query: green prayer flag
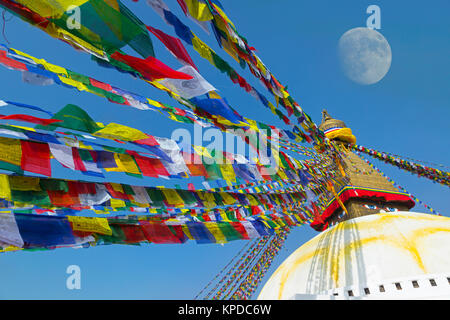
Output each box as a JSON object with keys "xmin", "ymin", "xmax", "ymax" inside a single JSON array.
[
  {"xmin": 39, "ymin": 179, "xmax": 69, "ymax": 192},
  {"xmin": 35, "ymin": 104, "xmax": 101, "ymax": 133},
  {"xmin": 146, "ymin": 189, "xmax": 165, "ymax": 207},
  {"xmin": 217, "ymin": 222, "xmax": 243, "ymax": 241},
  {"xmin": 11, "ymin": 190, "xmax": 51, "ymax": 206}
]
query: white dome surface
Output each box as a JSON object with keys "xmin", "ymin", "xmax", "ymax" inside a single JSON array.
[{"xmin": 258, "ymin": 212, "xmax": 450, "ymax": 300}]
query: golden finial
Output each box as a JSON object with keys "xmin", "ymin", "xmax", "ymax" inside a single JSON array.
[
  {"xmin": 319, "ymin": 109, "xmax": 347, "ymax": 132},
  {"xmin": 322, "ymin": 109, "xmax": 332, "ymax": 122}
]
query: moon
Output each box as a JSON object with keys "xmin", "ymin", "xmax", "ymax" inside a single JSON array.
[{"xmin": 338, "ymin": 27, "xmax": 392, "ymax": 85}]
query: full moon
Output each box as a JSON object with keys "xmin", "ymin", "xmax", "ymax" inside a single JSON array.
[{"xmin": 338, "ymin": 27, "xmax": 392, "ymax": 85}]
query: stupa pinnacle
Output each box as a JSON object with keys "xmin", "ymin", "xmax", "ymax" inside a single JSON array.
[{"xmin": 312, "ymin": 110, "xmax": 414, "ymax": 229}]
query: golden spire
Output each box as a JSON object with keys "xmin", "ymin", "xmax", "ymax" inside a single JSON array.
[
  {"xmin": 318, "ymin": 109, "xmax": 356, "ymax": 144},
  {"xmin": 319, "ymin": 109, "xmax": 347, "ymax": 132},
  {"xmin": 312, "ymin": 110, "xmax": 414, "ymax": 231}
]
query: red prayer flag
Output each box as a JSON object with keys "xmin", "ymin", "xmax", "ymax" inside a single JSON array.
[
  {"xmin": 110, "ymin": 51, "xmax": 194, "ymax": 81},
  {"xmin": 134, "ymin": 135, "xmax": 159, "ymax": 147},
  {"xmin": 0, "ymin": 0, "xmax": 49, "ymax": 27},
  {"xmin": 68, "ymin": 181, "xmax": 96, "ymax": 195},
  {"xmin": 119, "ymin": 224, "xmax": 147, "ymax": 244},
  {"xmin": 133, "ymin": 155, "xmax": 160, "ymax": 177},
  {"xmin": 105, "ymin": 183, "xmax": 130, "ymax": 200},
  {"xmin": 146, "ymin": 25, "xmax": 198, "ymax": 71},
  {"xmin": 230, "ymin": 221, "xmax": 250, "ymax": 239},
  {"xmin": 176, "ymin": 0, "xmax": 188, "ymax": 15},
  {"xmin": 0, "ymin": 114, "xmax": 62, "ymax": 126},
  {"xmin": 71, "ymin": 148, "xmax": 86, "ymax": 172},
  {"xmin": 0, "ymin": 50, "xmax": 27, "ymax": 71},
  {"xmin": 20, "ymin": 143, "xmax": 51, "ymax": 175},
  {"xmin": 89, "ymin": 78, "xmax": 113, "ymax": 92},
  {"xmin": 48, "ymin": 190, "xmax": 76, "ymax": 207},
  {"xmin": 148, "ymin": 158, "xmax": 171, "ymax": 177},
  {"xmin": 140, "ymin": 221, "xmax": 185, "ymax": 243},
  {"xmin": 20, "ymin": 140, "xmax": 51, "ymax": 176}
]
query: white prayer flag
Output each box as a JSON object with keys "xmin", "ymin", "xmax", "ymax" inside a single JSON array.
[
  {"xmin": 159, "ymin": 66, "xmax": 216, "ymax": 99},
  {"xmin": 0, "ymin": 212, "xmax": 24, "ymax": 248},
  {"xmin": 22, "ymin": 71, "xmax": 54, "ymax": 86},
  {"xmin": 49, "ymin": 143, "xmax": 76, "ymax": 170}
]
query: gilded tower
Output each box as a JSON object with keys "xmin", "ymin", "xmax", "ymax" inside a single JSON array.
[
  {"xmin": 311, "ymin": 110, "xmax": 415, "ymax": 230},
  {"xmin": 258, "ymin": 111, "xmax": 450, "ymax": 300}
]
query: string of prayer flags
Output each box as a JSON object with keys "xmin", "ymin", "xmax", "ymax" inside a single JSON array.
[
  {"xmin": 1, "ymin": 42, "xmax": 315, "ymax": 148},
  {"xmin": 0, "ymin": 209, "xmax": 306, "ymax": 253},
  {"xmin": 353, "ymin": 144, "xmax": 450, "ymax": 187}
]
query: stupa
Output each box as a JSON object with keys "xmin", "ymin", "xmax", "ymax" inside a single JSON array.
[{"xmin": 258, "ymin": 111, "xmax": 450, "ymax": 300}]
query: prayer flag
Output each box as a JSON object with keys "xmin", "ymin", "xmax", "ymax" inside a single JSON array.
[
  {"xmin": 147, "ymin": 25, "xmax": 197, "ymax": 70},
  {"xmin": 20, "ymin": 140, "xmax": 51, "ymax": 176},
  {"xmin": 111, "ymin": 51, "xmax": 194, "ymax": 81},
  {"xmin": 159, "ymin": 66, "xmax": 216, "ymax": 99}
]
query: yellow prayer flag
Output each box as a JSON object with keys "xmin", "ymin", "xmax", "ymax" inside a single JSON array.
[
  {"xmin": 109, "ymin": 183, "xmax": 124, "ymax": 194},
  {"xmin": 58, "ymin": 75, "xmax": 87, "ymax": 91},
  {"xmin": 110, "ymin": 198, "xmax": 126, "ymax": 208},
  {"xmin": 204, "ymin": 222, "xmax": 227, "ymax": 244},
  {"xmin": 104, "ymin": 153, "xmax": 141, "ymax": 175},
  {"xmin": 277, "ymin": 169, "xmax": 288, "ymax": 180},
  {"xmin": 40, "ymin": 60, "xmax": 68, "ymax": 76},
  {"xmin": 192, "ymin": 35, "xmax": 215, "ymax": 65},
  {"xmin": 16, "ymin": 0, "xmax": 89, "ymax": 18},
  {"xmin": 162, "ymin": 189, "xmax": 184, "ymax": 206},
  {"xmin": 247, "ymin": 195, "xmax": 259, "ymax": 206},
  {"xmin": 193, "ymin": 145, "xmax": 213, "ymax": 158},
  {"xmin": 0, "ymin": 245, "xmax": 23, "ymax": 253},
  {"xmin": 246, "ymin": 119, "xmax": 260, "ymax": 132},
  {"xmin": 93, "ymin": 123, "xmax": 149, "ymax": 141},
  {"xmin": 219, "ymin": 164, "xmax": 236, "ymax": 184},
  {"xmin": 220, "ymin": 212, "xmax": 231, "ymax": 222},
  {"xmin": 93, "ymin": 209, "xmax": 109, "ymax": 215},
  {"xmin": 67, "ymin": 216, "xmax": 112, "ymax": 235},
  {"xmin": 58, "ymin": 28, "xmax": 106, "ymax": 58},
  {"xmin": 9, "ymin": 125, "xmax": 36, "ymax": 132},
  {"xmin": 219, "ymin": 192, "xmax": 236, "ymax": 206},
  {"xmin": 0, "ymin": 175, "xmax": 11, "ymax": 200},
  {"xmin": 146, "ymin": 98, "xmax": 164, "ymax": 109},
  {"xmin": 182, "ymin": 224, "xmax": 194, "ymax": 240},
  {"xmin": 117, "ymin": 154, "xmax": 141, "ymax": 175},
  {"xmin": 212, "ymin": 3, "xmax": 235, "ymax": 27},
  {"xmin": 9, "ymin": 176, "xmax": 41, "ymax": 191},
  {"xmin": 0, "ymin": 137, "xmax": 22, "ymax": 166},
  {"xmin": 184, "ymin": 0, "xmax": 214, "ymax": 21},
  {"xmin": 256, "ymin": 57, "xmax": 269, "ymax": 79},
  {"xmin": 208, "ymin": 91, "xmax": 221, "ymax": 100},
  {"xmin": 197, "ymin": 192, "xmax": 216, "ymax": 208}
]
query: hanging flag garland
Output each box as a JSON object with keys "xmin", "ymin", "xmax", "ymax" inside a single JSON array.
[
  {"xmin": 357, "ymin": 152, "xmax": 442, "ymax": 216},
  {"xmin": 352, "ymin": 144, "xmax": 450, "ymax": 187}
]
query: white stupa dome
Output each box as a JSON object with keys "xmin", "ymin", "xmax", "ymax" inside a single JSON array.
[{"xmin": 258, "ymin": 211, "xmax": 450, "ymax": 300}]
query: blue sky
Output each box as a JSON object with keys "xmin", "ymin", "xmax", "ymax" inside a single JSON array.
[{"xmin": 0, "ymin": 0, "xmax": 448, "ymax": 299}]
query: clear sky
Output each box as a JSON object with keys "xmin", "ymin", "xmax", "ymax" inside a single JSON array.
[{"xmin": 0, "ymin": 0, "xmax": 448, "ymax": 299}]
